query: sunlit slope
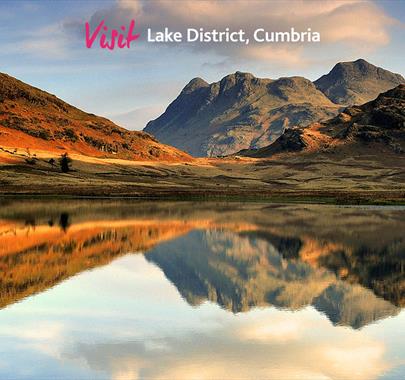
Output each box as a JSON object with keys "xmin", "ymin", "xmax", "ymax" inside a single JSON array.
[{"xmin": 0, "ymin": 73, "xmax": 191, "ymax": 162}]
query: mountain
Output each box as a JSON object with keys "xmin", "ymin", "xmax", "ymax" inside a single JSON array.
[
  {"xmin": 144, "ymin": 59, "xmax": 403, "ymax": 157},
  {"xmin": 0, "ymin": 73, "xmax": 191, "ymax": 162},
  {"xmin": 144, "ymin": 72, "xmax": 339, "ymax": 157},
  {"xmin": 238, "ymin": 84, "xmax": 405, "ymax": 158},
  {"xmin": 314, "ymin": 59, "xmax": 404, "ymax": 105}
]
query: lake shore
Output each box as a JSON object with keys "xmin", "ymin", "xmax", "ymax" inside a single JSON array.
[{"xmin": 1, "ymin": 147, "xmax": 404, "ymax": 205}]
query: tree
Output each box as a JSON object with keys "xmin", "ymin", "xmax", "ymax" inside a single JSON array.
[
  {"xmin": 59, "ymin": 213, "xmax": 70, "ymax": 231},
  {"xmin": 59, "ymin": 153, "xmax": 72, "ymax": 173}
]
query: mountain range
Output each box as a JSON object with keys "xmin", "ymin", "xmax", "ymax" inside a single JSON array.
[
  {"xmin": 0, "ymin": 59, "xmax": 404, "ymax": 201},
  {"xmin": 145, "ymin": 59, "xmax": 404, "ymax": 157},
  {"xmin": 1, "ymin": 59, "xmax": 403, "ymax": 161}
]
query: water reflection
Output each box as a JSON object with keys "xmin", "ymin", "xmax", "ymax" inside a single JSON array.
[
  {"xmin": 0, "ymin": 200, "xmax": 404, "ymax": 379},
  {"xmin": 146, "ymin": 229, "xmax": 400, "ymax": 328}
]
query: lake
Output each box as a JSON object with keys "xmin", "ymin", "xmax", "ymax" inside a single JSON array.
[{"xmin": 0, "ymin": 200, "xmax": 404, "ymax": 379}]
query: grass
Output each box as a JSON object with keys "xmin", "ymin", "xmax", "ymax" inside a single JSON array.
[{"xmin": 1, "ymin": 144, "xmax": 404, "ymax": 205}]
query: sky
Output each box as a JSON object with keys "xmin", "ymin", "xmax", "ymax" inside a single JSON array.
[{"xmin": 0, "ymin": 0, "xmax": 404, "ymax": 130}]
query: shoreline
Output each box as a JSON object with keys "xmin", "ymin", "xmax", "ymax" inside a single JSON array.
[{"xmin": 1, "ymin": 190, "xmax": 404, "ymax": 205}]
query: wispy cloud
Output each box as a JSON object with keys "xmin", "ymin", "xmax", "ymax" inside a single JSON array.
[
  {"xmin": 86, "ymin": 0, "xmax": 397, "ymax": 66},
  {"xmin": 0, "ymin": 22, "xmax": 77, "ymax": 59}
]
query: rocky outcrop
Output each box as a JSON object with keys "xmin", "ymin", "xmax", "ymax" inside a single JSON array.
[
  {"xmin": 236, "ymin": 127, "xmax": 307, "ymax": 158},
  {"xmin": 238, "ymin": 84, "xmax": 405, "ymax": 158},
  {"xmin": 332, "ymin": 84, "xmax": 405, "ymax": 152}
]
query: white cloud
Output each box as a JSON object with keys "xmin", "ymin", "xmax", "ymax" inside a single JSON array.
[
  {"xmin": 70, "ymin": 308, "xmax": 392, "ymax": 380},
  {"xmin": 237, "ymin": 316, "xmax": 303, "ymax": 342},
  {"xmin": 87, "ymin": 0, "xmax": 397, "ymax": 65}
]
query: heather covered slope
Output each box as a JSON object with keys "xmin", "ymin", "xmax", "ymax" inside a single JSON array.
[
  {"xmin": 145, "ymin": 72, "xmax": 338, "ymax": 157},
  {"xmin": 0, "ymin": 73, "xmax": 191, "ymax": 162},
  {"xmin": 314, "ymin": 59, "xmax": 404, "ymax": 106}
]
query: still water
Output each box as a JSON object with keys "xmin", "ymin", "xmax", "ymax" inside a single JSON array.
[{"xmin": 0, "ymin": 200, "xmax": 404, "ymax": 380}]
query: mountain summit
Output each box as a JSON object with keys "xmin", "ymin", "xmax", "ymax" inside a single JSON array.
[
  {"xmin": 145, "ymin": 72, "xmax": 338, "ymax": 157},
  {"xmin": 314, "ymin": 59, "xmax": 404, "ymax": 105}
]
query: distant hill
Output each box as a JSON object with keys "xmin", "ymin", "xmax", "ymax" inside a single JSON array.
[
  {"xmin": 0, "ymin": 73, "xmax": 191, "ymax": 162},
  {"xmin": 314, "ymin": 59, "xmax": 404, "ymax": 105},
  {"xmin": 145, "ymin": 72, "xmax": 338, "ymax": 157},
  {"xmin": 237, "ymin": 84, "xmax": 405, "ymax": 158}
]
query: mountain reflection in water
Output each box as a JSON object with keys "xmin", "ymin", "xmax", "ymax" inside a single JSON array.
[
  {"xmin": 0, "ymin": 200, "xmax": 404, "ymax": 379},
  {"xmin": 0, "ymin": 200, "xmax": 405, "ymax": 380}
]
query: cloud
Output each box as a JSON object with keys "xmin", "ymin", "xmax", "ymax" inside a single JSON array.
[
  {"xmin": 87, "ymin": 0, "xmax": 397, "ymax": 65},
  {"xmin": 69, "ymin": 309, "xmax": 391, "ymax": 380},
  {"xmin": 321, "ymin": 344, "xmax": 387, "ymax": 380},
  {"xmin": 0, "ymin": 322, "xmax": 64, "ymax": 341},
  {"xmin": 239, "ymin": 45, "xmax": 306, "ymax": 67},
  {"xmin": 236, "ymin": 315, "xmax": 304, "ymax": 342},
  {"xmin": 1, "ymin": 22, "xmax": 77, "ymax": 59}
]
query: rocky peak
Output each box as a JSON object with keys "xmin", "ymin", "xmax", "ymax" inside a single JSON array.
[
  {"xmin": 270, "ymin": 76, "xmax": 318, "ymax": 93},
  {"xmin": 268, "ymin": 76, "xmax": 334, "ymax": 104},
  {"xmin": 145, "ymin": 70, "xmax": 337, "ymax": 156},
  {"xmin": 314, "ymin": 59, "xmax": 404, "ymax": 105},
  {"xmin": 330, "ymin": 59, "xmax": 402, "ymax": 81},
  {"xmin": 219, "ymin": 71, "xmax": 259, "ymax": 94},
  {"xmin": 181, "ymin": 77, "xmax": 209, "ymax": 95}
]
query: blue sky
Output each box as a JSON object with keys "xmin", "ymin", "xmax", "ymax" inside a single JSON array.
[{"xmin": 0, "ymin": 0, "xmax": 404, "ymax": 129}]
